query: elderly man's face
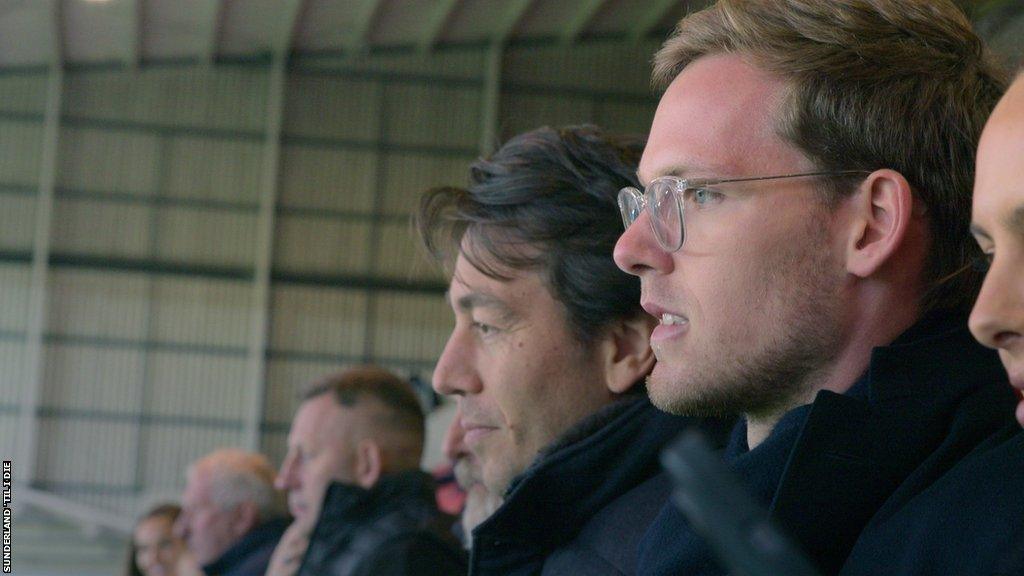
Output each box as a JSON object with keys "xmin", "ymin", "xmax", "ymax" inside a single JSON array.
[
  {"xmin": 276, "ymin": 394, "xmax": 360, "ymax": 531},
  {"xmin": 614, "ymin": 53, "xmax": 847, "ymax": 419},
  {"xmin": 432, "ymin": 251, "xmax": 616, "ymax": 495},
  {"xmin": 174, "ymin": 470, "xmax": 245, "ymax": 566},
  {"xmin": 970, "ymin": 75, "xmax": 1024, "ymax": 424}
]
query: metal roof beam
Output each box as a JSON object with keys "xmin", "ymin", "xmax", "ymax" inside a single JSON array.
[
  {"xmin": 630, "ymin": 0, "xmax": 679, "ymax": 41},
  {"xmin": 492, "ymin": 0, "xmax": 533, "ymax": 45},
  {"xmin": 561, "ymin": 0, "xmax": 608, "ymax": 45},
  {"xmin": 202, "ymin": 0, "xmax": 221, "ymax": 64},
  {"xmin": 344, "ymin": 0, "xmax": 385, "ymax": 53},
  {"xmin": 50, "ymin": 0, "xmax": 63, "ymax": 67},
  {"xmin": 479, "ymin": 42, "xmax": 501, "ymax": 156},
  {"xmin": 242, "ymin": 0, "xmax": 301, "ymax": 451},
  {"xmin": 274, "ymin": 0, "xmax": 303, "ymax": 56},
  {"xmin": 418, "ymin": 0, "xmax": 460, "ymax": 53},
  {"xmin": 123, "ymin": 0, "xmax": 140, "ymax": 67},
  {"xmin": 16, "ymin": 0, "xmax": 62, "ymax": 496}
]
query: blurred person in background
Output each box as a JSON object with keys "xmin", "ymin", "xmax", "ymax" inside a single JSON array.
[
  {"xmin": 175, "ymin": 449, "xmax": 289, "ymax": 576},
  {"xmin": 268, "ymin": 365, "xmax": 465, "ymax": 576},
  {"xmin": 126, "ymin": 504, "xmax": 201, "ymax": 576}
]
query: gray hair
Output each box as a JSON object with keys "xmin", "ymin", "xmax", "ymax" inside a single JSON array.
[{"xmin": 188, "ymin": 448, "xmax": 284, "ymax": 521}]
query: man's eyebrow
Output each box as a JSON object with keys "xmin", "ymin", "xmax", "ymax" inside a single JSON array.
[
  {"xmin": 1007, "ymin": 204, "xmax": 1024, "ymax": 237},
  {"xmin": 638, "ymin": 163, "xmax": 718, "ymax": 186},
  {"xmin": 969, "ymin": 222, "xmax": 991, "ymax": 240},
  {"xmin": 452, "ymin": 291, "xmax": 514, "ymax": 315},
  {"xmin": 971, "ymin": 204, "xmax": 1024, "ymax": 240},
  {"xmin": 638, "ymin": 165, "xmax": 688, "ymax": 186}
]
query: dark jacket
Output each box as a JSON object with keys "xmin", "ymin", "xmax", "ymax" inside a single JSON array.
[
  {"xmin": 469, "ymin": 394, "xmax": 707, "ymax": 576},
  {"xmin": 841, "ymin": 423, "xmax": 1024, "ymax": 575},
  {"xmin": 202, "ymin": 517, "xmax": 288, "ymax": 576},
  {"xmin": 297, "ymin": 470, "xmax": 467, "ymax": 576},
  {"xmin": 637, "ymin": 314, "xmax": 1015, "ymax": 576}
]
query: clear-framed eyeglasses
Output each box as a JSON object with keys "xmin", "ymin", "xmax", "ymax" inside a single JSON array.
[{"xmin": 618, "ymin": 170, "xmax": 871, "ymax": 252}]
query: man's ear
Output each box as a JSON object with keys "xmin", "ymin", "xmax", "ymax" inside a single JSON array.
[
  {"xmin": 599, "ymin": 313, "xmax": 657, "ymax": 395},
  {"xmin": 843, "ymin": 169, "xmax": 915, "ymax": 278},
  {"xmin": 232, "ymin": 501, "xmax": 259, "ymax": 537},
  {"xmin": 354, "ymin": 439, "xmax": 383, "ymax": 489}
]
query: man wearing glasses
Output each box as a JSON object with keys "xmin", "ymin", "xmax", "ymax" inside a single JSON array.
[{"xmin": 614, "ymin": 1, "xmax": 1014, "ymax": 574}]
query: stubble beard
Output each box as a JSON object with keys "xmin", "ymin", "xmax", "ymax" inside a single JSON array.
[
  {"xmin": 453, "ymin": 455, "xmax": 482, "ymax": 490},
  {"xmin": 460, "ymin": 483, "xmax": 504, "ymax": 549},
  {"xmin": 649, "ymin": 222, "xmax": 845, "ymax": 421}
]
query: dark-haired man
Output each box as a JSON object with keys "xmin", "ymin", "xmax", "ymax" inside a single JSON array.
[
  {"xmin": 418, "ymin": 125, "xmax": 717, "ymax": 575},
  {"xmin": 613, "ymin": 0, "xmax": 1015, "ymax": 574},
  {"xmin": 268, "ymin": 365, "xmax": 465, "ymax": 576}
]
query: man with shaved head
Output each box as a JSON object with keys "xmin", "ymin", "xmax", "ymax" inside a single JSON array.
[{"xmin": 269, "ymin": 365, "xmax": 464, "ymax": 576}]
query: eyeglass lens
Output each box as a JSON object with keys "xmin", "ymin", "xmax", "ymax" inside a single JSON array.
[
  {"xmin": 619, "ymin": 188, "xmax": 643, "ymax": 231},
  {"xmin": 650, "ymin": 180, "xmax": 683, "ymax": 250},
  {"xmin": 618, "ymin": 182, "xmax": 685, "ymax": 251}
]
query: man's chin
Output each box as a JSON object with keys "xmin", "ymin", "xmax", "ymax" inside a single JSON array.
[
  {"xmin": 480, "ymin": 462, "xmax": 518, "ymax": 497},
  {"xmin": 295, "ymin": 511, "xmax": 318, "ymax": 531},
  {"xmin": 646, "ymin": 363, "xmax": 689, "ymax": 414},
  {"xmin": 647, "ymin": 363, "xmax": 733, "ymax": 417}
]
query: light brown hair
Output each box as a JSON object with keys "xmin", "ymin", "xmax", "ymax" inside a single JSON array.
[{"xmin": 654, "ymin": 0, "xmax": 1008, "ymax": 314}]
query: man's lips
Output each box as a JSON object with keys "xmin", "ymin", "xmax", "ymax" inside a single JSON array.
[
  {"xmin": 642, "ymin": 301, "xmax": 689, "ymax": 346},
  {"xmin": 642, "ymin": 302, "xmax": 688, "ymax": 324},
  {"xmin": 288, "ymin": 499, "xmax": 306, "ymax": 518},
  {"xmin": 460, "ymin": 419, "xmax": 498, "ymax": 446},
  {"xmin": 1007, "ymin": 360, "xmax": 1024, "ymax": 387},
  {"xmin": 641, "ymin": 301, "xmax": 669, "ymax": 319},
  {"xmin": 1000, "ymin": 363, "xmax": 1023, "ymax": 427}
]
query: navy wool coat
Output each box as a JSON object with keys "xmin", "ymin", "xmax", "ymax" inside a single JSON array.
[
  {"xmin": 469, "ymin": 394, "xmax": 723, "ymax": 576},
  {"xmin": 637, "ymin": 314, "xmax": 1016, "ymax": 576}
]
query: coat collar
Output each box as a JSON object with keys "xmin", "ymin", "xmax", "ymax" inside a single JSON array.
[
  {"xmin": 771, "ymin": 313, "xmax": 1013, "ymax": 573},
  {"xmin": 203, "ymin": 517, "xmax": 289, "ymax": 576},
  {"xmin": 315, "ymin": 470, "xmax": 436, "ymax": 529},
  {"xmin": 473, "ymin": 394, "xmax": 690, "ymax": 554}
]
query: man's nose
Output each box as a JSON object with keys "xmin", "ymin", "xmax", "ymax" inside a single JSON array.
[
  {"xmin": 970, "ymin": 256, "xmax": 1023, "ymax": 351},
  {"xmin": 614, "ymin": 210, "xmax": 675, "ymax": 277},
  {"xmin": 432, "ymin": 330, "xmax": 482, "ymax": 397},
  {"xmin": 171, "ymin": 514, "xmax": 188, "ymax": 539},
  {"xmin": 275, "ymin": 454, "xmax": 299, "ymax": 491}
]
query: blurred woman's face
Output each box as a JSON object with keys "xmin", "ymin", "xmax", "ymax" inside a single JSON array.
[{"xmin": 133, "ymin": 516, "xmax": 187, "ymax": 576}]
